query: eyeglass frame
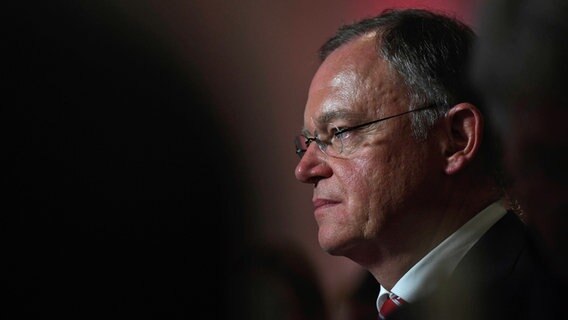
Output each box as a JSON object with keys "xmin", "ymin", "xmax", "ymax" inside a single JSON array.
[{"xmin": 295, "ymin": 104, "xmax": 437, "ymax": 158}]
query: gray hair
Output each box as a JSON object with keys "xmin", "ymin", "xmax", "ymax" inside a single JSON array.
[
  {"xmin": 319, "ymin": 8, "xmax": 506, "ymax": 187},
  {"xmin": 319, "ymin": 8, "xmax": 479, "ymax": 140}
]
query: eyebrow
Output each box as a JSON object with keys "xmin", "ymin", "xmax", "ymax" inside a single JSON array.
[{"xmin": 302, "ymin": 109, "xmax": 368, "ymax": 136}]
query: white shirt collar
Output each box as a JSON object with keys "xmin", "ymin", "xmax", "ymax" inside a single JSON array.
[{"xmin": 376, "ymin": 200, "xmax": 507, "ymax": 312}]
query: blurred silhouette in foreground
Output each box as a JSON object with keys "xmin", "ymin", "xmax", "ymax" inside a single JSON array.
[
  {"xmin": 229, "ymin": 243, "xmax": 328, "ymax": 320},
  {"xmin": 472, "ymin": 0, "xmax": 568, "ymax": 318},
  {"xmin": 4, "ymin": 1, "xmax": 250, "ymax": 318},
  {"xmin": 472, "ymin": 0, "xmax": 568, "ymax": 283}
]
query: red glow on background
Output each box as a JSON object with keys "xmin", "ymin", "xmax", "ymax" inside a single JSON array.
[{"xmin": 349, "ymin": 0, "xmax": 485, "ymax": 27}]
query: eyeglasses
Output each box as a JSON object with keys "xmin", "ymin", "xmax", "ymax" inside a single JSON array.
[{"xmin": 295, "ymin": 104, "xmax": 436, "ymax": 158}]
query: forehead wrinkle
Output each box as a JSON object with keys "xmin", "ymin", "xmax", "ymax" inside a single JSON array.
[
  {"xmin": 323, "ymin": 68, "xmax": 363, "ymax": 112},
  {"xmin": 334, "ymin": 49, "xmax": 386, "ymax": 119},
  {"xmin": 304, "ymin": 75, "xmax": 366, "ymax": 133},
  {"xmin": 322, "ymin": 67, "xmax": 378, "ymax": 120}
]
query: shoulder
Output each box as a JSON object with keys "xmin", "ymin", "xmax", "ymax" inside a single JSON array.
[{"xmin": 390, "ymin": 212, "xmax": 544, "ymax": 320}]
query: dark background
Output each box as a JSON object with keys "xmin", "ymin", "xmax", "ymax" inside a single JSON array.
[{"xmin": 4, "ymin": 1, "xmax": 248, "ymax": 317}]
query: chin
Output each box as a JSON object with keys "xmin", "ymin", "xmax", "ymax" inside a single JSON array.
[{"xmin": 318, "ymin": 228, "xmax": 358, "ymax": 257}]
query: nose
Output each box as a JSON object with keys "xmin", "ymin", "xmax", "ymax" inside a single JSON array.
[{"xmin": 294, "ymin": 143, "xmax": 332, "ymax": 184}]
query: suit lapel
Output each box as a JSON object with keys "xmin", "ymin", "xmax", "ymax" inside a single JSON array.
[
  {"xmin": 389, "ymin": 212, "xmax": 533, "ymax": 320},
  {"xmin": 449, "ymin": 211, "xmax": 529, "ymax": 289}
]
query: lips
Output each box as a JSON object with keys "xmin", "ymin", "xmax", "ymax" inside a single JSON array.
[{"xmin": 312, "ymin": 198, "xmax": 341, "ymax": 211}]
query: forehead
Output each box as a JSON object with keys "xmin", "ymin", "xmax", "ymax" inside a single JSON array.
[{"xmin": 304, "ymin": 33, "xmax": 406, "ymax": 129}]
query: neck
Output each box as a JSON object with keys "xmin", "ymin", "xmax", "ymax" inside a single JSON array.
[{"xmin": 352, "ymin": 175, "xmax": 503, "ymax": 290}]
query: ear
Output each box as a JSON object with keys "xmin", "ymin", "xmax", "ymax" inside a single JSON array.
[{"xmin": 442, "ymin": 103, "xmax": 483, "ymax": 175}]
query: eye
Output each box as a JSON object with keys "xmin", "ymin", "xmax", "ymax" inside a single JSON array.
[{"xmin": 332, "ymin": 127, "xmax": 351, "ymax": 140}]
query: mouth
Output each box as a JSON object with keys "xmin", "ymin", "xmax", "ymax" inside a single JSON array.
[{"xmin": 312, "ymin": 198, "xmax": 341, "ymax": 212}]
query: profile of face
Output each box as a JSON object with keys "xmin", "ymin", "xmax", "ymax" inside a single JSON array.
[{"xmin": 294, "ymin": 35, "xmax": 446, "ymax": 259}]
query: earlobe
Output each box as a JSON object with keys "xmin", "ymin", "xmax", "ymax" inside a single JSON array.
[{"xmin": 443, "ymin": 103, "xmax": 483, "ymax": 175}]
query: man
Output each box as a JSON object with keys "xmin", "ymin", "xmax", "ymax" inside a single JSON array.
[{"xmin": 294, "ymin": 8, "xmax": 536, "ymax": 319}]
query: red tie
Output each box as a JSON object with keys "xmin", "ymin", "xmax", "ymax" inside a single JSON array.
[{"xmin": 379, "ymin": 295, "xmax": 406, "ymax": 319}]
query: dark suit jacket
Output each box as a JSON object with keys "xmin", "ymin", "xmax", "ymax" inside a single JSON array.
[{"xmin": 388, "ymin": 212, "xmax": 566, "ymax": 320}]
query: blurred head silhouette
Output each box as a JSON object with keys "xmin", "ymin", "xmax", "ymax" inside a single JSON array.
[
  {"xmin": 4, "ymin": 1, "xmax": 248, "ymax": 318},
  {"xmin": 472, "ymin": 0, "xmax": 568, "ymax": 279}
]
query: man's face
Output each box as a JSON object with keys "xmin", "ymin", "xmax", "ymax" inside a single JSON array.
[{"xmin": 294, "ymin": 35, "xmax": 444, "ymax": 260}]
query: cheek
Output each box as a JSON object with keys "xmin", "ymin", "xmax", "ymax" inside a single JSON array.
[
  {"xmin": 366, "ymin": 142, "xmax": 433, "ymax": 210},
  {"xmin": 347, "ymin": 156, "xmax": 382, "ymax": 193},
  {"xmin": 343, "ymin": 152, "xmax": 412, "ymax": 239},
  {"xmin": 331, "ymin": 157, "xmax": 381, "ymax": 224},
  {"xmin": 345, "ymin": 154, "xmax": 394, "ymax": 213}
]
